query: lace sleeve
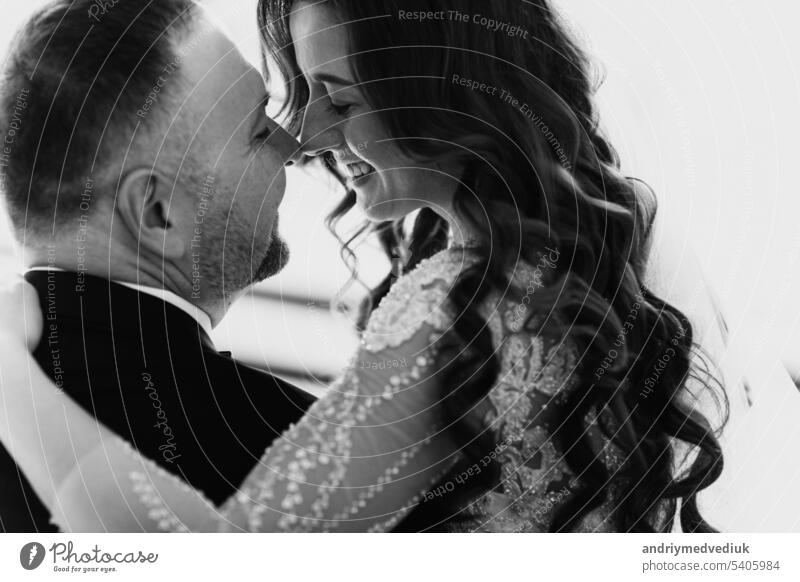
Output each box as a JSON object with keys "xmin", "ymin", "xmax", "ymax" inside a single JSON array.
[
  {"xmin": 219, "ymin": 313, "xmax": 458, "ymax": 532},
  {"xmin": 48, "ymin": 270, "xmax": 462, "ymax": 532}
]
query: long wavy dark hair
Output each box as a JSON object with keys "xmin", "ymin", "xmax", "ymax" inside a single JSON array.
[{"xmin": 259, "ymin": 0, "xmax": 728, "ymax": 532}]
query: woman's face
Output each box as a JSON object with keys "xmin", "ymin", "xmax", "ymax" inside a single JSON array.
[{"xmin": 289, "ymin": 2, "xmax": 461, "ymax": 222}]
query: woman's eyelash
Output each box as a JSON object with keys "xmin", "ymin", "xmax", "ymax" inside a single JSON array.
[
  {"xmin": 329, "ymin": 101, "xmax": 354, "ymax": 116},
  {"xmin": 254, "ymin": 126, "xmax": 275, "ymax": 142}
]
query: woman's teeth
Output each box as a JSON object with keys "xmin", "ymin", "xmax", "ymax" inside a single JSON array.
[{"xmin": 346, "ymin": 161, "xmax": 375, "ymax": 178}]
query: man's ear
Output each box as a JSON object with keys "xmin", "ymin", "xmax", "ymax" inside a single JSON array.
[{"xmin": 116, "ymin": 167, "xmax": 187, "ymax": 259}]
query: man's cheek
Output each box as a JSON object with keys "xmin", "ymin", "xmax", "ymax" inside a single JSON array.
[{"xmin": 264, "ymin": 173, "xmax": 287, "ymax": 203}]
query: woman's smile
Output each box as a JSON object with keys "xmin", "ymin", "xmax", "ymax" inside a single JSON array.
[{"xmin": 343, "ymin": 160, "xmax": 376, "ymax": 180}]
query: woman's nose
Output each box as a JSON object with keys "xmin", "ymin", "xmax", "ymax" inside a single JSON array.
[{"xmin": 300, "ymin": 98, "xmax": 344, "ymax": 158}]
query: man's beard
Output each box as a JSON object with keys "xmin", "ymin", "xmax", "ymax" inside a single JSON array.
[
  {"xmin": 180, "ymin": 164, "xmax": 289, "ymax": 300},
  {"xmin": 253, "ymin": 232, "xmax": 290, "ymax": 282},
  {"xmin": 199, "ymin": 225, "xmax": 290, "ymax": 301}
]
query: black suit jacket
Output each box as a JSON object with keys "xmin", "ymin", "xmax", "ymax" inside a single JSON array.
[{"xmin": 0, "ymin": 271, "xmax": 314, "ymax": 532}]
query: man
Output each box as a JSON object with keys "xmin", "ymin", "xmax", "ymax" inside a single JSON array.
[{"xmin": 0, "ymin": 0, "xmax": 313, "ymax": 531}]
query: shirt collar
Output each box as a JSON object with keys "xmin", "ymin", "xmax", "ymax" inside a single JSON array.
[{"xmin": 25, "ymin": 267, "xmax": 214, "ymax": 335}]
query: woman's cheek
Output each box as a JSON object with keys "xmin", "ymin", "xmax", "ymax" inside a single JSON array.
[
  {"xmin": 344, "ymin": 135, "xmax": 370, "ymax": 164},
  {"xmin": 345, "ymin": 116, "xmax": 388, "ymax": 166}
]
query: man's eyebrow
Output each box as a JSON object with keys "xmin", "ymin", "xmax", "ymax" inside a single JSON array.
[
  {"xmin": 250, "ymin": 93, "xmax": 271, "ymax": 135},
  {"xmin": 310, "ymin": 72, "xmax": 355, "ymax": 87}
]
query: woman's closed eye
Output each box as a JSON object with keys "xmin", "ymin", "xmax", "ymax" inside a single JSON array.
[
  {"xmin": 328, "ymin": 98, "xmax": 356, "ymax": 117},
  {"xmin": 253, "ymin": 125, "xmax": 276, "ymax": 143}
]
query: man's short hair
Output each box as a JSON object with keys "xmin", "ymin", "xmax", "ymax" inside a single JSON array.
[{"xmin": 0, "ymin": 0, "xmax": 197, "ymax": 239}]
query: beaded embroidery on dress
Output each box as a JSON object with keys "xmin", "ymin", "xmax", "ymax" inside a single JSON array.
[{"xmin": 439, "ymin": 248, "xmax": 622, "ymax": 532}]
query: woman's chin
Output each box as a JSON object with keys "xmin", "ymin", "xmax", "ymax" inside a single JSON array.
[
  {"xmin": 359, "ymin": 202, "xmax": 397, "ymax": 223},
  {"xmin": 356, "ymin": 195, "xmax": 411, "ymax": 223},
  {"xmin": 354, "ymin": 186, "xmax": 391, "ymax": 222},
  {"xmin": 353, "ymin": 179, "xmax": 424, "ymax": 222}
]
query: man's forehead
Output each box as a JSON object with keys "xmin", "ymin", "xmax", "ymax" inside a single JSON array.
[
  {"xmin": 151, "ymin": 12, "xmax": 269, "ymax": 147},
  {"xmin": 177, "ymin": 19, "xmax": 266, "ymax": 106}
]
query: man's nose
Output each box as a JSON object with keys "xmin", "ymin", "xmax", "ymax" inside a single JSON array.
[
  {"xmin": 265, "ymin": 124, "xmax": 302, "ymax": 166},
  {"xmin": 256, "ymin": 121, "xmax": 303, "ymax": 166},
  {"xmin": 300, "ymin": 99, "xmax": 344, "ymax": 158}
]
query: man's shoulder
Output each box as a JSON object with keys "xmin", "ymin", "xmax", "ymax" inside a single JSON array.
[
  {"xmin": 200, "ymin": 352, "xmax": 316, "ymax": 409},
  {"xmin": 24, "ymin": 268, "xmax": 315, "ymax": 409},
  {"xmin": 0, "ymin": 442, "xmax": 58, "ymax": 532}
]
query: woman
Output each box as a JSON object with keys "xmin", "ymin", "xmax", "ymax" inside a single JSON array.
[{"xmin": 0, "ymin": 0, "xmax": 725, "ymax": 532}]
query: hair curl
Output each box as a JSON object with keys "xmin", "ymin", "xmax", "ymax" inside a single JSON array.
[{"xmin": 260, "ymin": 0, "xmax": 727, "ymax": 532}]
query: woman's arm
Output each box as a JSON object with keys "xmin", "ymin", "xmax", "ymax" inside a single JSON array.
[
  {"xmin": 0, "ymin": 279, "xmax": 461, "ymax": 532},
  {"xmin": 0, "ymin": 281, "xmax": 214, "ymax": 530},
  {"xmin": 0, "ymin": 282, "xmax": 104, "ymax": 509}
]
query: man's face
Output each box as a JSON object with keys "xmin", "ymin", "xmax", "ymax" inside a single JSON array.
[{"xmin": 163, "ymin": 17, "xmax": 300, "ymax": 305}]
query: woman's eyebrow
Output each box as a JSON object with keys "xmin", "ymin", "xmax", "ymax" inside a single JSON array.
[{"xmin": 310, "ymin": 71, "xmax": 355, "ymax": 86}]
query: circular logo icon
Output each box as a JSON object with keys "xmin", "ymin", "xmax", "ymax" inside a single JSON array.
[{"xmin": 20, "ymin": 542, "xmax": 46, "ymax": 570}]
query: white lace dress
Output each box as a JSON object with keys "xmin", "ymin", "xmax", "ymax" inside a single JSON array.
[{"xmin": 44, "ymin": 247, "xmax": 622, "ymax": 532}]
